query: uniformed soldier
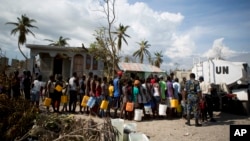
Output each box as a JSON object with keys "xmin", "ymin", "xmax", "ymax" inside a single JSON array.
[{"xmin": 184, "ymin": 73, "xmax": 202, "ymax": 127}]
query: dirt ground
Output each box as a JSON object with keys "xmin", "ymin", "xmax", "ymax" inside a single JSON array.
[
  {"xmin": 74, "ymin": 111, "xmax": 250, "ymax": 141},
  {"xmin": 134, "ymin": 112, "xmax": 250, "ymax": 141}
]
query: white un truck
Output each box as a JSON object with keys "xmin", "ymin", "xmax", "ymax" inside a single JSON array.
[{"xmin": 192, "ymin": 58, "xmax": 250, "ymax": 115}]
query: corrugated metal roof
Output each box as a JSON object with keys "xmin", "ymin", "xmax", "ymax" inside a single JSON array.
[{"xmin": 118, "ymin": 62, "xmax": 164, "ymax": 73}]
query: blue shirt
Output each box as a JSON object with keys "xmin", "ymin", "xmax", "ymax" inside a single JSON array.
[{"xmin": 113, "ymin": 77, "xmax": 120, "ymax": 97}]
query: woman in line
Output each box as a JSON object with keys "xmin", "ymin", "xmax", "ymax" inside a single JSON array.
[
  {"xmin": 152, "ymin": 77, "xmax": 161, "ymax": 119},
  {"xmin": 31, "ymin": 75, "xmax": 43, "ymax": 110},
  {"xmin": 54, "ymin": 74, "xmax": 64, "ymax": 113},
  {"xmin": 46, "ymin": 75, "xmax": 55, "ymax": 112}
]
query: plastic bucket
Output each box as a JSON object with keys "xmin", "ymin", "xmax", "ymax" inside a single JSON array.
[
  {"xmin": 159, "ymin": 104, "xmax": 167, "ymax": 116},
  {"xmin": 124, "ymin": 123, "xmax": 137, "ymax": 133},
  {"xmin": 144, "ymin": 106, "xmax": 152, "ymax": 115},
  {"xmin": 100, "ymin": 100, "xmax": 109, "ymax": 110},
  {"xmin": 61, "ymin": 95, "xmax": 68, "ymax": 103},
  {"xmin": 129, "ymin": 132, "xmax": 149, "ymax": 141},
  {"xmin": 111, "ymin": 118, "xmax": 124, "ymax": 141},
  {"xmin": 43, "ymin": 97, "xmax": 51, "ymax": 107},
  {"xmin": 81, "ymin": 95, "xmax": 90, "ymax": 107},
  {"xmin": 87, "ymin": 97, "xmax": 96, "ymax": 108},
  {"xmin": 170, "ymin": 99, "xmax": 179, "ymax": 108},
  {"xmin": 177, "ymin": 104, "xmax": 182, "ymax": 113},
  {"xmin": 134, "ymin": 109, "xmax": 143, "ymax": 121},
  {"xmin": 126, "ymin": 102, "xmax": 134, "ymax": 112}
]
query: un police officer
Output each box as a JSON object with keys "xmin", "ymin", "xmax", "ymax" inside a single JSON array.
[{"xmin": 184, "ymin": 73, "xmax": 202, "ymax": 127}]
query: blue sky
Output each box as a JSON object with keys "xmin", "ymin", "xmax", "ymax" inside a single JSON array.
[
  {"xmin": 131, "ymin": 0, "xmax": 250, "ymax": 52},
  {"xmin": 0, "ymin": 0, "xmax": 250, "ymax": 70}
]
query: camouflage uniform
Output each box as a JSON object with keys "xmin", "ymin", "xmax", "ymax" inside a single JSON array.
[{"xmin": 185, "ymin": 79, "xmax": 201, "ymax": 126}]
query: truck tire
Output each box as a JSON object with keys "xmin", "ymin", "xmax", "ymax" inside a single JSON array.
[{"xmin": 242, "ymin": 101, "xmax": 250, "ymax": 116}]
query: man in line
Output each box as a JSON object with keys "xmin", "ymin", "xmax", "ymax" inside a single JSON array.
[
  {"xmin": 113, "ymin": 71, "xmax": 123, "ymax": 118},
  {"xmin": 68, "ymin": 72, "xmax": 79, "ymax": 113},
  {"xmin": 199, "ymin": 76, "xmax": 216, "ymax": 122},
  {"xmin": 184, "ymin": 73, "xmax": 202, "ymax": 127}
]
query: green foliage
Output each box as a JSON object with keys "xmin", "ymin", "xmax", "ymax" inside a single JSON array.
[
  {"xmin": 154, "ymin": 51, "xmax": 163, "ymax": 68},
  {"xmin": 6, "ymin": 14, "xmax": 38, "ymax": 60},
  {"xmin": 133, "ymin": 40, "xmax": 151, "ymax": 63},
  {"xmin": 44, "ymin": 36, "xmax": 70, "ymax": 46}
]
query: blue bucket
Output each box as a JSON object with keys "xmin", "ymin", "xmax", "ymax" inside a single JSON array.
[
  {"xmin": 144, "ymin": 102, "xmax": 151, "ymax": 107},
  {"xmin": 87, "ymin": 97, "xmax": 96, "ymax": 108}
]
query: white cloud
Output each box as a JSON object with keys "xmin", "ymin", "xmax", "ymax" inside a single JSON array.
[
  {"xmin": 1, "ymin": 0, "xmax": 247, "ymax": 70},
  {"xmin": 1, "ymin": 0, "xmax": 186, "ymax": 60},
  {"xmin": 114, "ymin": 0, "xmax": 184, "ymax": 54},
  {"xmin": 164, "ymin": 33, "xmax": 195, "ymax": 59},
  {"xmin": 203, "ymin": 38, "xmax": 237, "ymax": 59}
]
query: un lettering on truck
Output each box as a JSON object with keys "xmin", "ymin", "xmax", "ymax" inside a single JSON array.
[{"xmin": 192, "ymin": 58, "xmax": 250, "ymax": 115}]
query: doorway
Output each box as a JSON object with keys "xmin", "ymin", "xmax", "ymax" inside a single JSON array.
[{"xmin": 53, "ymin": 57, "xmax": 63, "ymax": 75}]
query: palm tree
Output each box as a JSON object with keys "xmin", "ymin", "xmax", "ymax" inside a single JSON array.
[
  {"xmin": 6, "ymin": 14, "xmax": 38, "ymax": 60},
  {"xmin": 133, "ymin": 40, "xmax": 151, "ymax": 63},
  {"xmin": 154, "ymin": 51, "xmax": 163, "ymax": 68},
  {"xmin": 148, "ymin": 56, "xmax": 154, "ymax": 65},
  {"xmin": 112, "ymin": 24, "xmax": 130, "ymax": 51},
  {"xmin": 45, "ymin": 36, "xmax": 70, "ymax": 46},
  {"xmin": 124, "ymin": 55, "xmax": 136, "ymax": 63}
]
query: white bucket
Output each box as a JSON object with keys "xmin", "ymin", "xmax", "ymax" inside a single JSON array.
[
  {"xmin": 129, "ymin": 132, "xmax": 149, "ymax": 141},
  {"xmin": 124, "ymin": 123, "xmax": 137, "ymax": 132},
  {"xmin": 124, "ymin": 133, "xmax": 129, "ymax": 141},
  {"xmin": 134, "ymin": 109, "xmax": 143, "ymax": 121},
  {"xmin": 159, "ymin": 104, "xmax": 167, "ymax": 116},
  {"xmin": 144, "ymin": 106, "xmax": 152, "ymax": 115},
  {"xmin": 124, "ymin": 123, "xmax": 137, "ymax": 141},
  {"xmin": 111, "ymin": 118, "xmax": 124, "ymax": 141}
]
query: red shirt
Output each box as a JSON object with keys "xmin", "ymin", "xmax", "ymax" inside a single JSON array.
[{"xmin": 95, "ymin": 84, "xmax": 102, "ymax": 97}]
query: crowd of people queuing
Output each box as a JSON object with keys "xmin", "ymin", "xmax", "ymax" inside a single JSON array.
[{"xmin": 0, "ymin": 68, "xmax": 217, "ymax": 127}]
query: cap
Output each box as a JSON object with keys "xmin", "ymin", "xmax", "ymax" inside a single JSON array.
[
  {"xmin": 117, "ymin": 71, "xmax": 123, "ymax": 76},
  {"xmin": 151, "ymin": 78, "xmax": 155, "ymax": 84}
]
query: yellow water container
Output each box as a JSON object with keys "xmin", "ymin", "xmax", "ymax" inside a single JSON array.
[
  {"xmin": 61, "ymin": 95, "xmax": 68, "ymax": 103},
  {"xmin": 43, "ymin": 97, "xmax": 52, "ymax": 107},
  {"xmin": 177, "ymin": 104, "xmax": 182, "ymax": 113},
  {"xmin": 81, "ymin": 95, "xmax": 89, "ymax": 107},
  {"xmin": 170, "ymin": 99, "xmax": 179, "ymax": 108},
  {"xmin": 100, "ymin": 100, "xmax": 109, "ymax": 110},
  {"xmin": 126, "ymin": 102, "xmax": 134, "ymax": 112},
  {"xmin": 55, "ymin": 85, "xmax": 63, "ymax": 92}
]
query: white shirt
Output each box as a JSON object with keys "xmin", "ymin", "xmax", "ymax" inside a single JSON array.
[
  {"xmin": 200, "ymin": 81, "xmax": 211, "ymax": 95},
  {"xmin": 69, "ymin": 77, "xmax": 77, "ymax": 91},
  {"xmin": 33, "ymin": 80, "xmax": 43, "ymax": 91},
  {"xmin": 173, "ymin": 82, "xmax": 181, "ymax": 94},
  {"xmin": 153, "ymin": 83, "xmax": 160, "ymax": 97}
]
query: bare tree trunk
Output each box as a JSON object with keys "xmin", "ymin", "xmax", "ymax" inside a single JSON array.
[{"xmin": 18, "ymin": 43, "xmax": 28, "ymax": 69}]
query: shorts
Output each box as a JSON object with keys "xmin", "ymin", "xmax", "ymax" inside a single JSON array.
[
  {"xmin": 31, "ymin": 90, "xmax": 40, "ymax": 102},
  {"xmin": 153, "ymin": 96, "xmax": 161, "ymax": 104},
  {"xmin": 113, "ymin": 96, "xmax": 120, "ymax": 109},
  {"xmin": 96, "ymin": 95, "xmax": 104, "ymax": 105}
]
